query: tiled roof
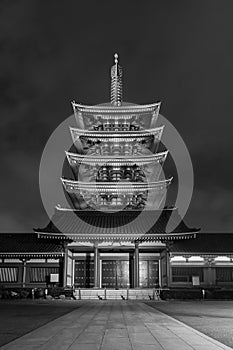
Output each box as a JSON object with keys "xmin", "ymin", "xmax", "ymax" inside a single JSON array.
[
  {"xmin": 171, "ymin": 233, "xmax": 233, "ymax": 254},
  {"xmin": 70, "ymin": 126, "xmax": 164, "ymax": 138},
  {"xmin": 72, "ymin": 101, "xmax": 161, "ymax": 114},
  {"xmin": 0, "ymin": 233, "xmax": 64, "ymax": 257},
  {"xmin": 35, "ymin": 208, "xmax": 199, "ymax": 242},
  {"xmin": 65, "ymin": 150, "xmax": 168, "ymax": 166}
]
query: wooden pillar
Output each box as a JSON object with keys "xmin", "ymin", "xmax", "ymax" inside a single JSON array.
[
  {"xmin": 165, "ymin": 242, "xmax": 173, "ymax": 288},
  {"xmin": 22, "ymin": 259, "xmax": 27, "ymax": 288},
  {"xmin": 63, "ymin": 245, "xmax": 68, "ymax": 287},
  {"xmin": 94, "ymin": 243, "xmax": 100, "ymax": 288},
  {"xmin": 134, "ymin": 242, "xmax": 140, "ymax": 288},
  {"xmin": 158, "ymin": 258, "xmax": 162, "ymax": 288},
  {"xmin": 166, "ymin": 250, "xmax": 171, "ymax": 287},
  {"xmin": 72, "ymin": 255, "xmax": 75, "ymax": 287},
  {"xmin": 160, "ymin": 249, "xmax": 167, "ymax": 287}
]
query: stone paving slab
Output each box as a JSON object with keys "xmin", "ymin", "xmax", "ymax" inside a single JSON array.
[{"xmin": 0, "ymin": 301, "xmax": 232, "ymax": 350}]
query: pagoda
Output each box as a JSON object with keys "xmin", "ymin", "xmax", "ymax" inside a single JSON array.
[{"xmin": 35, "ymin": 55, "xmax": 199, "ymax": 290}]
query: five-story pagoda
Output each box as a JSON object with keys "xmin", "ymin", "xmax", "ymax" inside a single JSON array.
[{"xmin": 36, "ymin": 55, "xmax": 199, "ymax": 290}]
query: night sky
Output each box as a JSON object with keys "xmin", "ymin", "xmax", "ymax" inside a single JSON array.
[{"xmin": 0, "ymin": 0, "xmax": 233, "ymax": 232}]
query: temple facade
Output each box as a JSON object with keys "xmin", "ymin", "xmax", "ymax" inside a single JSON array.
[
  {"xmin": 1, "ymin": 56, "xmax": 233, "ymax": 293},
  {"xmin": 34, "ymin": 54, "xmax": 199, "ymax": 290}
]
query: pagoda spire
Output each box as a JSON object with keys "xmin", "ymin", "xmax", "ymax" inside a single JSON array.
[{"xmin": 110, "ymin": 53, "xmax": 123, "ymax": 106}]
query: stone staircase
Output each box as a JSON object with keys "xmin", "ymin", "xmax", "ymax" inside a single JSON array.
[{"xmin": 74, "ymin": 288, "xmax": 160, "ymax": 301}]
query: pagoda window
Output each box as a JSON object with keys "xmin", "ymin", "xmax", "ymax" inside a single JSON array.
[
  {"xmin": 29, "ymin": 267, "xmax": 59, "ymax": 283},
  {"xmin": 0, "ymin": 267, "xmax": 18, "ymax": 282},
  {"xmin": 111, "ymin": 197, "xmax": 121, "ymax": 206},
  {"xmin": 216, "ymin": 267, "xmax": 233, "ymax": 283},
  {"xmin": 171, "ymin": 267, "xmax": 204, "ymax": 283},
  {"xmin": 170, "ymin": 256, "xmax": 186, "ymax": 263},
  {"xmin": 93, "ymin": 124, "xmax": 103, "ymax": 131},
  {"xmin": 214, "ymin": 256, "xmax": 230, "ymax": 262},
  {"xmin": 188, "ymin": 256, "xmax": 204, "ymax": 263}
]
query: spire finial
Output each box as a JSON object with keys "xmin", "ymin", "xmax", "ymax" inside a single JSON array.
[
  {"xmin": 114, "ymin": 53, "xmax": 118, "ymax": 64},
  {"xmin": 110, "ymin": 53, "xmax": 123, "ymax": 106}
]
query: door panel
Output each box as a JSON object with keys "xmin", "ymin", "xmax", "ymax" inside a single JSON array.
[
  {"xmin": 85, "ymin": 260, "xmax": 94, "ymax": 288},
  {"xmin": 102, "ymin": 260, "xmax": 117, "ymax": 288},
  {"xmin": 102, "ymin": 260, "xmax": 130, "ymax": 288},
  {"xmin": 139, "ymin": 260, "xmax": 159, "ymax": 288},
  {"xmin": 117, "ymin": 261, "xmax": 130, "ymax": 288},
  {"xmin": 139, "ymin": 261, "xmax": 148, "ymax": 288},
  {"xmin": 74, "ymin": 260, "xmax": 94, "ymax": 288},
  {"xmin": 74, "ymin": 261, "xmax": 85, "ymax": 288},
  {"xmin": 148, "ymin": 261, "xmax": 159, "ymax": 288}
]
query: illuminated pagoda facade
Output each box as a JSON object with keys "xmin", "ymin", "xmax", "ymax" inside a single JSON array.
[
  {"xmin": 2, "ymin": 55, "xmax": 216, "ymax": 295},
  {"xmin": 33, "ymin": 54, "xmax": 199, "ymax": 291}
]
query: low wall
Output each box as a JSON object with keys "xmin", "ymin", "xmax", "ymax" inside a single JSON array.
[{"xmin": 160, "ymin": 288, "xmax": 233, "ymax": 300}]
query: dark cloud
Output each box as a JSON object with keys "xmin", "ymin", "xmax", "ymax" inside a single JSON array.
[{"xmin": 0, "ymin": 0, "xmax": 233, "ymax": 231}]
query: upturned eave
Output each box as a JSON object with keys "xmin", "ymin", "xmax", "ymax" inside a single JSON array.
[{"xmin": 71, "ymin": 101, "xmax": 161, "ymax": 114}]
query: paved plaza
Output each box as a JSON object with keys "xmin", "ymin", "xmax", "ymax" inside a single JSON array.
[{"xmin": 0, "ymin": 301, "xmax": 232, "ymax": 350}]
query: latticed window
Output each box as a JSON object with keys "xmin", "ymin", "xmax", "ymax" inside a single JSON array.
[
  {"xmin": 29, "ymin": 267, "xmax": 59, "ymax": 283},
  {"xmin": 172, "ymin": 267, "xmax": 204, "ymax": 283},
  {"xmin": 0, "ymin": 267, "xmax": 18, "ymax": 282},
  {"xmin": 216, "ymin": 267, "xmax": 233, "ymax": 282}
]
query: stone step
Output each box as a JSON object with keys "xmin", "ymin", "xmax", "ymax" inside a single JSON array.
[{"xmin": 74, "ymin": 289, "xmax": 160, "ymax": 300}]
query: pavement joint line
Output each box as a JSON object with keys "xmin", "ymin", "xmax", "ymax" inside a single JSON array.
[
  {"xmin": 121, "ymin": 302, "xmax": 134, "ymax": 350},
  {"xmin": 98, "ymin": 301, "xmax": 113, "ymax": 350},
  {"xmin": 36, "ymin": 301, "xmax": 95, "ymax": 350},
  {"xmin": 143, "ymin": 302, "xmax": 233, "ymax": 350},
  {"xmin": 135, "ymin": 303, "xmax": 166, "ymax": 350},
  {"xmin": 2, "ymin": 301, "xmax": 233, "ymax": 350},
  {"xmin": 136, "ymin": 303, "xmax": 166, "ymax": 350},
  {"xmin": 136, "ymin": 302, "xmax": 223, "ymax": 350},
  {"xmin": 4, "ymin": 302, "xmax": 96, "ymax": 350},
  {"xmin": 78, "ymin": 302, "xmax": 108, "ymax": 349},
  {"xmin": 0, "ymin": 302, "xmax": 89, "ymax": 350}
]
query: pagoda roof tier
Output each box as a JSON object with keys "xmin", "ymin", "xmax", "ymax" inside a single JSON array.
[
  {"xmin": 61, "ymin": 178, "xmax": 172, "ymax": 194},
  {"xmin": 62, "ymin": 178, "xmax": 172, "ymax": 210},
  {"xmin": 72, "ymin": 101, "xmax": 161, "ymax": 114},
  {"xmin": 72, "ymin": 102, "xmax": 160, "ymax": 130},
  {"xmin": 70, "ymin": 126, "xmax": 164, "ymax": 141},
  {"xmin": 35, "ymin": 207, "xmax": 199, "ymax": 242},
  {"xmin": 70, "ymin": 126, "xmax": 164, "ymax": 154},
  {"xmin": 65, "ymin": 150, "xmax": 168, "ymax": 167}
]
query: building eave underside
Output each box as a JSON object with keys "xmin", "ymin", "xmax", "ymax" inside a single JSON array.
[
  {"xmin": 70, "ymin": 126, "xmax": 164, "ymax": 138},
  {"xmin": 171, "ymin": 252, "xmax": 233, "ymax": 258},
  {"xmin": 0, "ymin": 252, "xmax": 63, "ymax": 258},
  {"xmin": 34, "ymin": 208, "xmax": 200, "ymax": 241},
  {"xmin": 65, "ymin": 150, "xmax": 168, "ymax": 165},
  {"xmin": 72, "ymin": 102, "xmax": 161, "ymax": 114},
  {"xmin": 36, "ymin": 232, "xmax": 197, "ymax": 242}
]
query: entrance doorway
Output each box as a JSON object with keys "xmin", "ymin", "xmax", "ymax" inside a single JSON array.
[
  {"xmin": 74, "ymin": 257, "xmax": 160, "ymax": 289},
  {"xmin": 139, "ymin": 260, "xmax": 159, "ymax": 288},
  {"xmin": 74, "ymin": 260, "xmax": 94, "ymax": 288},
  {"xmin": 102, "ymin": 260, "xmax": 131, "ymax": 288},
  {"xmin": 101, "ymin": 259, "xmax": 159, "ymax": 289}
]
